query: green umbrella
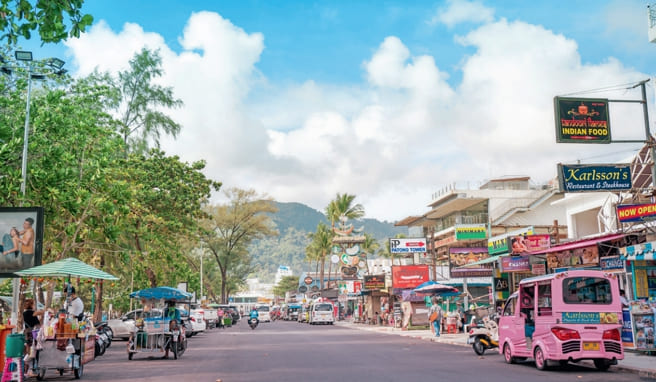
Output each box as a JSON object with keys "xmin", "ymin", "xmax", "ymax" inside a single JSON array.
[{"xmin": 16, "ymin": 257, "xmax": 118, "ymax": 280}]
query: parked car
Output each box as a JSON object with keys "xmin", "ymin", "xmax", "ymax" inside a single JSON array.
[
  {"xmin": 189, "ymin": 310, "xmax": 206, "ymax": 334},
  {"xmin": 202, "ymin": 306, "xmax": 219, "ymax": 329},
  {"xmin": 107, "ymin": 308, "xmax": 162, "ymax": 340}
]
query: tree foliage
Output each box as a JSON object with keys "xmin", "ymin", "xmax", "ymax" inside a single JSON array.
[{"xmin": 273, "ymin": 275, "xmax": 299, "ymax": 298}]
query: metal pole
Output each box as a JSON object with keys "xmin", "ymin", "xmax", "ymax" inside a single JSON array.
[
  {"xmin": 200, "ymin": 254, "xmax": 203, "ymax": 303},
  {"xmin": 639, "ymin": 79, "xmax": 655, "ymax": 188}
]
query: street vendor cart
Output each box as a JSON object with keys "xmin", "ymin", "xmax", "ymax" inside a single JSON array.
[
  {"xmin": 16, "ymin": 257, "xmax": 119, "ymax": 380},
  {"xmin": 127, "ymin": 287, "xmax": 190, "ymax": 360}
]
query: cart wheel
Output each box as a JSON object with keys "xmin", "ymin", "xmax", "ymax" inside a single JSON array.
[
  {"xmin": 74, "ymin": 364, "xmax": 84, "ymax": 379},
  {"xmin": 128, "ymin": 352, "xmax": 134, "ymax": 360}
]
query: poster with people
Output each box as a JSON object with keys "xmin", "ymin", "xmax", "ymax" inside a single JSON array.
[
  {"xmin": 546, "ymin": 245, "xmax": 600, "ymax": 269},
  {"xmin": 0, "ymin": 207, "xmax": 44, "ymax": 275}
]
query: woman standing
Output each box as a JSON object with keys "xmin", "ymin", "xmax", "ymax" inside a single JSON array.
[{"xmin": 1, "ymin": 227, "xmax": 21, "ymax": 257}]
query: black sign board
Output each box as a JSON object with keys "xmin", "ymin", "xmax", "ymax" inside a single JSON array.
[
  {"xmin": 494, "ymin": 277, "xmax": 509, "ymax": 292},
  {"xmin": 554, "ymin": 97, "xmax": 611, "ymax": 143}
]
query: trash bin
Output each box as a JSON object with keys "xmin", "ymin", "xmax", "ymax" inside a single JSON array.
[
  {"xmin": 0, "ymin": 326, "xmax": 15, "ymax": 372},
  {"xmin": 5, "ymin": 333, "xmax": 24, "ymax": 358}
]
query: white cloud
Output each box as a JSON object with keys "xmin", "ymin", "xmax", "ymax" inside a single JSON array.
[
  {"xmin": 429, "ymin": 0, "xmax": 495, "ymax": 28},
  {"xmin": 64, "ymin": 10, "xmax": 650, "ymax": 222}
]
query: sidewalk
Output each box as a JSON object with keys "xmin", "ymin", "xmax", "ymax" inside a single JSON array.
[{"xmin": 335, "ymin": 321, "xmax": 656, "ymax": 379}]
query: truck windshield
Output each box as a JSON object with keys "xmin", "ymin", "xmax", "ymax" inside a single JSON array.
[
  {"xmin": 315, "ymin": 304, "xmax": 332, "ymax": 312},
  {"xmin": 563, "ymin": 277, "xmax": 612, "ymax": 304}
]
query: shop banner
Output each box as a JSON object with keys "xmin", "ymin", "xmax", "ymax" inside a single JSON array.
[
  {"xmin": 554, "ymin": 97, "xmax": 611, "ymax": 143},
  {"xmin": 558, "ymin": 163, "xmax": 632, "ymax": 193},
  {"xmin": 363, "ymin": 274, "xmax": 385, "ymax": 291},
  {"xmin": 509, "ymin": 234, "xmax": 551, "ymax": 255},
  {"xmin": 562, "ymin": 312, "xmax": 619, "ymax": 324},
  {"xmin": 501, "ymin": 256, "xmax": 530, "ymax": 272},
  {"xmin": 455, "ymin": 224, "xmax": 487, "ymax": 240},
  {"xmin": 389, "ymin": 237, "xmax": 427, "ymax": 254},
  {"xmin": 449, "ymin": 247, "xmax": 492, "ymax": 278},
  {"xmin": 391, "ymin": 265, "xmax": 429, "ymax": 289},
  {"xmin": 617, "ymin": 202, "xmax": 656, "ymax": 223},
  {"xmin": 621, "ymin": 310, "xmax": 634, "ymax": 347},
  {"xmin": 487, "ymin": 227, "xmax": 534, "ymax": 255},
  {"xmin": 600, "ymin": 256, "xmax": 624, "ymax": 271},
  {"xmin": 546, "ymin": 245, "xmax": 600, "ymax": 269}
]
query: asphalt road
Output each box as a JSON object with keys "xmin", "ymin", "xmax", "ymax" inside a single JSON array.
[{"xmin": 52, "ymin": 320, "xmax": 648, "ymax": 382}]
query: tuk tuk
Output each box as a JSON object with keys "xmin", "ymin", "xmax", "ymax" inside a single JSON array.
[{"xmin": 498, "ymin": 270, "xmax": 623, "ymax": 371}]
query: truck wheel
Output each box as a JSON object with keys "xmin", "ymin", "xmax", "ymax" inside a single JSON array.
[
  {"xmin": 534, "ymin": 346, "xmax": 548, "ymax": 370},
  {"xmin": 503, "ymin": 344, "xmax": 515, "ymax": 364},
  {"xmin": 593, "ymin": 359, "xmax": 611, "ymax": 371}
]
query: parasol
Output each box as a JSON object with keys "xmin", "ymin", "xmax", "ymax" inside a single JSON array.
[
  {"xmin": 413, "ymin": 280, "xmax": 459, "ymax": 295},
  {"xmin": 16, "ymin": 257, "xmax": 118, "ymax": 280},
  {"xmin": 129, "ymin": 286, "xmax": 191, "ymax": 301}
]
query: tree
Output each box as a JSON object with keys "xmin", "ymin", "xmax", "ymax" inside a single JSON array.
[
  {"xmin": 325, "ymin": 193, "xmax": 365, "ymax": 228},
  {"xmin": 360, "ymin": 233, "xmax": 380, "ymax": 274},
  {"xmin": 0, "ymin": 0, "xmax": 93, "ymax": 44},
  {"xmin": 273, "ymin": 275, "xmax": 300, "ymax": 298},
  {"xmin": 307, "ymin": 222, "xmax": 332, "ymax": 289},
  {"xmin": 116, "ymin": 48, "xmax": 183, "ymax": 154},
  {"xmin": 200, "ymin": 188, "xmax": 278, "ymax": 303}
]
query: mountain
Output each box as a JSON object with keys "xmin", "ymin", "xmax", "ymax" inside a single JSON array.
[{"xmin": 249, "ymin": 201, "xmax": 405, "ymax": 283}]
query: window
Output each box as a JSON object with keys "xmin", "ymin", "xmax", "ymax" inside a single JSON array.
[
  {"xmin": 256, "ymin": 306, "xmax": 270, "ymax": 312},
  {"xmin": 503, "ymin": 296, "xmax": 516, "ymax": 316},
  {"xmin": 563, "ymin": 277, "xmax": 612, "ymax": 304},
  {"xmin": 315, "ymin": 304, "xmax": 333, "ymax": 312},
  {"xmin": 537, "ymin": 283, "xmax": 552, "ymax": 316}
]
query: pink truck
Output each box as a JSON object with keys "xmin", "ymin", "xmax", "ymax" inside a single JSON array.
[{"xmin": 498, "ymin": 269, "xmax": 623, "ymax": 371}]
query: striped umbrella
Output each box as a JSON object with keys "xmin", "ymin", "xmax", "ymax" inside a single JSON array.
[{"xmin": 16, "ymin": 257, "xmax": 118, "ymax": 280}]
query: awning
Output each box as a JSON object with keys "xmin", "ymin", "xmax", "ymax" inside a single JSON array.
[
  {"xmin": 620, "ymin": 240, "xmax": 656, "ymax": 261},
  {"xmin": 528, "ymin": 233, "xmax": 626, "ymax": 254}
]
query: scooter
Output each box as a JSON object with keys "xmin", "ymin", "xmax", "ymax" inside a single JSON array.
[
  {"xmin": 248, "ymin": 317, "xmax": 258, "ymax": 330},
  {"xmin": 468, "ymin": 315, "xmax": 499, "ymax": 355}
]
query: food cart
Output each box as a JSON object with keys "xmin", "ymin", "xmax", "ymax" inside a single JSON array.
[
  {"xmin": 127, "ymin": 287, "xmax": 190, "ymax": 360},
  {"xmin": 16, "ymin": 257, "xmax": 119, "ymax": 380}
]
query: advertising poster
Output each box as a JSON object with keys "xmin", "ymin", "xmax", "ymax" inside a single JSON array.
[
  {"xmin": 391, "ymin": 265, "xmax": 429, "ymax": 289},
  {"xmin": 554, "ymin": 97, "xmax": 611, "ymax": 143},
  {"xmin": 0, "ymin": 207, "xmax": 44, "ymax": 276},
  {"xmin": 546, "ymin": 245, "xmax": 599, "ymax": 269},
  {"xmin": 622, "ymin": 310, "xmax": 634, "ymax": 348},
  {"xmin": 501, "ymin": 256, "xmax": 530, "ymax": 272},
  {"xmin": 449, "ymin": 247, "xmax": 491, "ymax": 278},
  {"xmin": 617, "ymin": 203, "xmax": 656, "ymax": 223},
  {"xmin": 509, "ymin": 234, "xmax": 551, "ymax": 255}
]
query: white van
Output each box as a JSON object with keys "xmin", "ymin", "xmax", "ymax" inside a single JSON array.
[
  {"xmin": 309, "ymin": 303, "xmax": 334, "ymax": 325},
  {"xmin": 255, "ymin": 304, "xmax": 271, "ymax": 322}
]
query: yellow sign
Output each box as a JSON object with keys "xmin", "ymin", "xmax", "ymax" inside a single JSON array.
[{"xmin": 634, "ymin": 268, "xmax": 649, "ymax": 298}]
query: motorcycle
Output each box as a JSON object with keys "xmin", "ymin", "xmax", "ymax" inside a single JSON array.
[
  {"xmin": 165, "ymin": 320, "xmax": 187, "ymax": 360},
  {"xmin": 248, "ymin": 317, "xmax": 258, "ymax": 330},
  {"xmin": 468, "ymin": 314, "xmax": 499, "ymax": 355}
]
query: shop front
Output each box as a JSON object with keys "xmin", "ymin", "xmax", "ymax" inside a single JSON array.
[{"xmin": 391, "ymin": 265, "xmax": 430, "ymax": 328}]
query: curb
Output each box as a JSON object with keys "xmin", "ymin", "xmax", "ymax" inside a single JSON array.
[{"xmin": 336, "ymin": 322, "xmax": 656, "ymax": 379}]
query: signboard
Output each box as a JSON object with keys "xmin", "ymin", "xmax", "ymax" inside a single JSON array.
[
  {"xmin": 455, "ymin": 224, "xmax": 487, "ymax": 240},
  {"xmin": 554, "ymin": 97, "xmax": 611, "ymax": 143},
  {"xmin": 363, "ymin": 275, "xmax": 385, "ymax": 291},
  {"xmin": 617, "ymin": 203, "xmax": 656, "ymax": 223},
  {"xmin": 304, "ymin": 276, "xmax": 313, "ymax": 285},
  {"xmin": 600, "ymin": 256, "xmax": 624, "ymax": 271},
  {"xmin": 0, "ymin": 207, "xmax": 44, "ymax": 276},
  {"xmin": 546, "ymin": 245, "xmax": 600, "ymax": 269},
  {"xmin": 298, "ymin": 285, "xmax": 307, "ymax": 293},
  {"xmin": 558, "ymin": 163, "xmax": 632, "ymax": 193},
  {"xmin": 501, "ymin": 256, "xmax": 530, "ymax": 272},
  {"xmin": 562, "ymin": 312, "xmax": 619, "ymax": 324},
  {"xmin": 389, "ymin": 238, "xmax": 427, "ymax": 254},
  {"xmin": 509, "ymin": 234, "xmax": 551, "ymax": 255},
  {"xmin": 391, "ymin": 265, "xmax": 429, "ymax": 289},
  {"xmin": 621, "ymin": 310, "xmax": 634, "ymax": 347},
  {"xmin": 494, "ymin": 277, "xmax": 509, "ymax": 292},
  {"xmin": 448, "ymin": 247, "xmax": 492, "ymax": 278},
  {"xmin": 487, "ymin": 226, "xmax": 534, "ymax": 255},
  {"xmin": 531, "ymin": 263, "xmax": 546, "ymax": 275}
]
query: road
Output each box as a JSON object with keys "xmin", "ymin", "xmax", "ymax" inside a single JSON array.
[{"xmin": 56, "ymin": 320, "xmax": 644, "ymax": 382}]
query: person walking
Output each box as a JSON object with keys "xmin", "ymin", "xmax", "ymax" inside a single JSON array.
[{"xmin": 429, "ymin": 298, "xmax": 443, "ymax": 337}]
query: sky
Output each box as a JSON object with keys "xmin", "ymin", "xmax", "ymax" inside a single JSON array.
[{"xmin": 18, "ymin": 0, "xmax": 656, "ymax": 222}]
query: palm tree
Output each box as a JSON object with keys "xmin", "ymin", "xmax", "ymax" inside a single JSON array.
[
  {"xmin": 325, "ymin": 193, "xmax": 365, "ymax": 228},
  {"xmin": 308, "ymin": 222, "xmax": 333, "ymax": 289}
]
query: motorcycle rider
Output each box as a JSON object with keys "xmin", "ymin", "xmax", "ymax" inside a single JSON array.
[
  {"xmin": 249, "ymin": 307, "xmax": 259, "ymax": 325},
  {"xmin": 163, "ymin": 300, "xmax": 181, "ymax": 359}
]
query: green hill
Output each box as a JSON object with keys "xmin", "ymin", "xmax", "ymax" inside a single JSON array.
[{"xmin": 249, "ymin": 201, "xmax": 404, "ymax": 283}]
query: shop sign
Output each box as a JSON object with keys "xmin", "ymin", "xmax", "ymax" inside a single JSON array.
[
  {"xmin": 298, "ymin": 285, "xmax": 307, "ymax": 293},
  {"xmin": 501, "ymin": 256, "xmax": 530, "ymax": 272},
  {"xmin": 304, "ymin": 276, "xmax": 313, "ymax": 285},
  {"xmin": 455, "ymin": 224, "xmax": 487, "ymax": 240},
  {"xmin": 634, "ymin": 266, "xmax": 649, "ymax": 298},
  {"xmin": 600, "ymin": 256, "xmax": 624, "ymax": 271},
  {"xmin": 354, "ymin": 281, "xmax": 362, "ymax": 294},
  {"xmin": 363, "ymin": 275, "xmax": 385, "ymax": 291},
  {"xmin": 546, "ymin": 245, "xmax": 600, "ymax": 269},
  {"xmin": 562, "ymin": 312, "xmax": 619, "ymax": 324},
  {"xmin": 391, "ymin": 265, "xmax": 429, "ymax": 289},
  {"xmin": 554, "ymin": 97, "xmax": 611, "ymax": 143},
  {"xmin": 434, "ymin": 235, "xmax": 456, "ymax": 247},
  {"xmin": 488, "ymin": 227, "xmax": 534, "ymax": 255},
  {"xmin": 531, "ymin": 263, "xmax": 546, "ymax": 275},
  {"xmin": 448, "ymin": 247, "xmax": 491, "ymax": 278},
  {"xmin": 557, "ymin": 163, "xmax": 632, "ymax": 193},
  {"xmin": 389, "ymin": 238, "xmax": 427, "ymax": 254},
  {"xmin": 621, "ymin": 310, "xmax": 634, "ymax": 347},
  {"xmin": 494, "ymin": 277, "xmax": 509, "ymax": 292},
  {"xmin": 617, "ymin": 202, "xmax": 656, "ymax": 223},
  {"xmin": 509, "ymin": 234, "xmax": 551, "ymax": 255}
]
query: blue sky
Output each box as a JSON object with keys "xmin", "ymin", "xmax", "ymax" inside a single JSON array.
[{"xmin": 17, "ymin": 0, "xmax": 656, "ymax": 220}]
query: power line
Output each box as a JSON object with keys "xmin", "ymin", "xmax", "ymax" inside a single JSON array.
[{"xmin": 558, "ymin": 81, "xmax": 641, "ymax": 97}]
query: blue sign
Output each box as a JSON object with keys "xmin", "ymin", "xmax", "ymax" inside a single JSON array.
[
  {"xmin": 558, "ymin": 164, "xmax": 632, "ymax": 193},
  {"xmin": 621, "ymin": 310, "xmax": 634, "ymax": 345},
  {"xmin": 562, "ymin": 312, "xmax": 600, "ymax": 324},
  {"xmin": 600, "ymin": 256, "xmax": 624, "ymax": 271}
]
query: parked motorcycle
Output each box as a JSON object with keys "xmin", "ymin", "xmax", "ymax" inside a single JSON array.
[
  {"xmin": 248, "ymin": 317, "xmax": 258, "ymax": 330},
  {"xmin": 94, "ymin": 321, "xmax": 113, "ymax": 357},
  {"xmin": 468, "ymin": 314, "xmax": 499, "ymax": 355}
]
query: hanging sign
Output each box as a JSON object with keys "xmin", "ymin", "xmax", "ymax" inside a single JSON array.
[
  {"xmin": 558, "ymin": 163, "xmax": 632, "ymax": 192},
  {"xmin": 617, "ymin": 203, "xmax": 656, "ymax": 223},
  {"xmin": 554, "ymin": 97, "xmax": 611, "ymax": 143},
  {"xmin": 389, "ymin": 238, "xmax": 427, "ymax": 253}
]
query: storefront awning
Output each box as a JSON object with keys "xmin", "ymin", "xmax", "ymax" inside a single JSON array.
[
  {"xmin": 620, "ymin": 240, "xmax": 656, "ymax": 261},
  {"xmin": 529, "ymin": 233, "xmax": 626, "ymax": 254}
]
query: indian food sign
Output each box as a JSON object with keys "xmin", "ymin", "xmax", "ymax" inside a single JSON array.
[
  {"xmin": 558, "ymin": 163, "xmax": 632, "ymax": 192},
  {"xmin": 363, "ymin": 275, "xmax": 385, "ymax": 291},
  {"xmin": 449, "ymin": 247, "xmax": 491, "ymax": 278},
  {"xmin": 617, "ymin": 203, "xmax": 656, "ymax": 223},
  {"xmin": 554, "ymin": 97, "xmax": 611, "ymax": 143}
]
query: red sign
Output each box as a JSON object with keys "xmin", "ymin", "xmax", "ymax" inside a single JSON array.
[
  {"xmin": 617, "ymin": 203, "xmax": 656, "ymax": 223},
  {"xmin": 391, "ymin": 265, "xmax": 429, "ymax": 289},
  {"xmin": 510, "ymin": 234, "xmax": 551, "ymax": 254}
]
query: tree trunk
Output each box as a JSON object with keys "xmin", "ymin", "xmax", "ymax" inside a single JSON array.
[
  {"xmin": 319, "ymin": 251, "xmax": 325, "ymax": 290},
  {"xmin": 220, "ymin": 269, "xmax": 227, "ymax": 304}
]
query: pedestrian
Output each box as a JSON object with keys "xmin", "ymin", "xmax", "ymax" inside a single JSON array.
[
  {"xmin": 429, "ymin": 297, "xmax": 443, "ymax": 337},
  {"xmin": 217, "ymin": 307, "xmax": 225, "ymax": 329}
]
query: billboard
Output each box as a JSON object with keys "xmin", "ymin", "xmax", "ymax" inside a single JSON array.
[
  {"xmin": 391, "ymin": 265, "xmax": 429, "ymax": 289},
  {"xmin": 546, "ymin": 245, "xmax": 600, "ymax": 269},
  {"xmin": 617, "ymin": 203, "xmax": 656, "ymax": 223},
  {"xmin": 455, "ymin": 224, "xmax": 487, "ymax": 240},
  {"xmin": 554, "ymin": 97, "xmax": 611, "ymax": 143},
  {"xmin": 0, "ymin": 207, "xmax": 44, "ymax": 276},
  {"xmin": 389, "ymin": 238, "xmax": 427, "ymax": 254},
  {"xmin": 558, "ymin": 163, "xmax": 631, "ymax": 192},
  {"xmin": 363, "ymin": 274, "xmax": 385, "ymax": 291},
  {"xmin": 449, "ymin": 247, "xmax": 492, "ymax": 278},
  {"xmin": 509, "ymin": 234, "xmax": 551, "ymax": 255}
]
